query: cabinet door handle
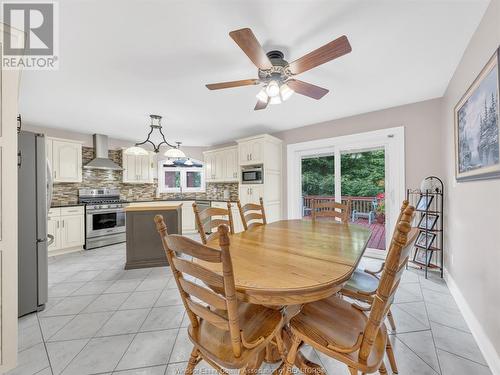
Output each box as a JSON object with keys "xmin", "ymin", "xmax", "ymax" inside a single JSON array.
[
  {"xmin": 56, "ymin": 220, "xmax": 59, "ymax": 229},
  {"xmin": 54, "ymin": 170, "xmax": 57, "ymax": 179},
  {"xmin": 250, "ymin": 153, "xmax": 252, "ymax": 160},
  {"xmin": 62, "ymin": 220, "xmax": 65, "ymax": 228}
]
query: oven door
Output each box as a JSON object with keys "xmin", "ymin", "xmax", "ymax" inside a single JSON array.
[{"xmin": 86, "ymin": 209, "xmax": 126, "ymax": 238}]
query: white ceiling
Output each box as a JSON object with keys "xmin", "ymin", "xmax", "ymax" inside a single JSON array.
[{"xmin": 19, "ymin": 0, "xmax": 490, "ymax": 146}]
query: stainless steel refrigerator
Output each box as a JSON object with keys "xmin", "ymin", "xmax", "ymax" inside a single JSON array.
[{"xmin": 18, "ymin": 131, "xmax": 52, "ymax": 316}]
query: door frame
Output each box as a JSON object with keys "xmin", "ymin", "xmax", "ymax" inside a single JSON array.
[{"xmin": 287, "ymin": 126, "xmax": 405, "ymax": 256}]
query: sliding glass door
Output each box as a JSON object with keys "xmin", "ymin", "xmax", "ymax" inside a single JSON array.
[{"xmin": 293, "ymin": 127, "xmax": 404, "ymax": 255}]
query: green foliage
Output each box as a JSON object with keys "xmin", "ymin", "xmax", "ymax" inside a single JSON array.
[{"xmin": 301, "ymin": 150, "xmax": 385, "ymax": 197}]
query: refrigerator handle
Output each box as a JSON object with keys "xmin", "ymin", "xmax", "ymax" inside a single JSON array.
[{"xmin": 47, "ymin": 159, "xmax": 53, "ymax": 212}]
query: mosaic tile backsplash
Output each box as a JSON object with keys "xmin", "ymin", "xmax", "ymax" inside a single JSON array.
[{"xmin": 51, "ymin": 147, "xmax": 239, "ymax": 206}]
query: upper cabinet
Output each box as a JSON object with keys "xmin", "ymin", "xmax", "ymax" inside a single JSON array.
[
  {"xmin": 237, "ymin": 134, "xmax": 281, "ymax": 170},
  {"xmin": 122, "ymin": 150, "xmax": 154, "ymax": 183},
  {"xmin": 204, "ymin": 146, "xmax": 238, "ymax": 183},
  {"xmin": 47, "ymin": 138, "xmax": 83, "ymax": 183}
]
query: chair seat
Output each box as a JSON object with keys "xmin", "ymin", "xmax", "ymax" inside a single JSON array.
[
  {"xmin": 290, "ymin": 295, "xmax": 387, "ymax": 373},
  {"xmin": 342, "ymin": 269, "xmax": 379, "ymax": 295},
  {"xmin": 188, "ymin": 302, "xmax": 282, "ymax": 368}
]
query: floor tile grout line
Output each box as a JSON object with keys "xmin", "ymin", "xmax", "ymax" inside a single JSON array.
[
  {"xmin": 392, "ymin": 335, "xmax": 440, "ymax": 374},
  {"xmin": 436, "ymin": 347, "xmax": 491, "ymax": 368},
  {"xmin": 35, "ymin": 313, "xmax": 55, "ymax": 375},
  {"xmin": 417, "ymin": 276, "xmax": 443, "ymax": 375},
  {"xmin": 51, "ymin": 269, "xmax": 152, "ymax": 375},
  {"xmin": 392, "ymin": 302, "xmax": 431, "ymax": 328},
  {"xmin": 110, "ymin": 282, "xmax": 170, "ymax": 373}
]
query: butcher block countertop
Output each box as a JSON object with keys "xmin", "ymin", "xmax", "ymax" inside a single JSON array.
[{"xmin": 125, "ymin": 202, "xmax": 183, "ymax": 212}]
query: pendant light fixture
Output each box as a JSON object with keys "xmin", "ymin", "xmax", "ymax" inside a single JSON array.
[{"xmin": 125, "ymin": 114, "xmax": 186, "ymax": 159}]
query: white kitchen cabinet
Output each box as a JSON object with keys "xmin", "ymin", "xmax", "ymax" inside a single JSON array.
[
  {"xmin": 204, "ymin": 146, "xmax": 238, "ymax": 182},
  {"xmin": 239, "ymin": 185, "xmax": 264, "ymax": 206},
  {"xmin": 48, "ymin": 206, "xmax": 85, "ymax": 256},
  {"xmin": 239, "ymin": 138, "xmax": 263, "ymax": 165},
  {"xmin": 61, "ymin": 214, "xmax": 85, "ymax": 248},
  {"xmin": 122, "ymin": 150, "xmax": 154, "ymax": 183},
  {"xmin": 47, "ymin": 138, "xmax": 83, "ymax": 183},
  {"xmin": 47, "ymin": 216, "xmax": 61, "ymax": 252},
  {"xmin": 225, "ymin": 147, "xmax": 238, "ymax": 181}
]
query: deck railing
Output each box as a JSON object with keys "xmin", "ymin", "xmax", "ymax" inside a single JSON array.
[{"xmin": 302, "ymin": 195, "xmax": 376, "ymax": 216}]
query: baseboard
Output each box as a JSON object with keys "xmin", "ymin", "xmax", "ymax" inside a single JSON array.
[{"xmin": 444, "ymin": 268, "xmax": 500, "ymax": 375}]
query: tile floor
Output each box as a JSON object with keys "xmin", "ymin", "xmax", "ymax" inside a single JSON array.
[{"xmin": 9, "ymin": 242, "xmax": 491, "ymax": 375}]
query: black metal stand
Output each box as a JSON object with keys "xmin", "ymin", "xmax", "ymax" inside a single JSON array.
[{"xmin": 406, "ymin": 176, "xmax": 444, "ymax": 279}]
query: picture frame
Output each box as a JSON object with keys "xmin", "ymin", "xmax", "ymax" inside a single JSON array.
[
  {"xmin": 413, "ymin": 248, "xmax": 433, "ymax": 266},
  {"xmin": 415, "ymin": 231, "xmax": 436, "ymax": 250},
  {"xmin": 454, "ymin": 47, "xmax": 500, "ymax": 181},
  {"xmin": 416, "ymin": 194, "xmax": 434, "ymax": 211},
  {"xmin": 418, "ymin": 213, "xmax": 439, "ymax": 230}
]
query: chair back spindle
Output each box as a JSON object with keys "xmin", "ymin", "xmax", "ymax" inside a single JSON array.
[
  {"xmin": 193, "ymin": 202, "xmax": 234, "ymax": 244},
  {"xmin": 155, "ymin": 215, "xmax": 243, "ymax": 358}
]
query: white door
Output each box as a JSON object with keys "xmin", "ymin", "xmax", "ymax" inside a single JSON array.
[
  {"xmin": 60, "ymin": 215, "xmax": 85, "ymax": 248},
  {"xmin": 239, "ymin": 142, "xmax": 251, "ymax": 165},
  {"xmin": 205, "ymin": 153, "xmax": 215, "ymax": 181},
  {"xmin": 137, "ymin": 154, "xmax": 151, "ymax": 182},
  {"xmin": 214, "ymin": 151, "xmax": 225, "ymax": 180},
  {"xmin": 249, "ymin": 185, "xmax": 264, "ymax": 203},
  {"xmin": 53, "ymin": 140, "xmax": 82, "ymax": 182},
  {"xmin": 249, "ymin": 140, "xmax": 263, "ymax": 164},
  {"xmin": 225, "ymin": 148, "xmax": 238, "ymax": 180},
  {"xmin": 47, "ymin": 218, "xmax": 61, "ymax": 252},
  {"xmin": 0, "ymin": 25, "xmax": 23, "ymax": 373},
  {"xmin": 122, "ymin": 153, "xmax": 137, "ymax": 182}
]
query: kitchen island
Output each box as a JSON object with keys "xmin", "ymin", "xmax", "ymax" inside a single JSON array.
[{"xmin": 124, "ymin": 202, "xmax": 182, "ymax": 269}]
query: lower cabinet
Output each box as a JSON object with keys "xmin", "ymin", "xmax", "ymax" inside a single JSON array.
[
  {"xmin": 48, "ymin": 206, "xmax": 85, "ymax": 256},
  {"xmin": 166, "ymin": 201, "xmax": 196, "ymax": 234}
]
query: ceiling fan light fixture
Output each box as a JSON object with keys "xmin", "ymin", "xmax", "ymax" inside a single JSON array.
[
  {"xmin": 266, "ymin": 80, "xmax": 280, "ymax": 97},
  {"xmin": 269, "ymin": 95, "xmax": 282, "ymax": 105},
  {"xmin": 124, "ymin": 146, "xmax": 149, "ymax": 156},
  {"xmin": 256, "ymin": 88, "xmax": 268, "ymax": 102},
  {"xmin": 280, "ymin": 83, "xmax": 294, "ymax": 101}
]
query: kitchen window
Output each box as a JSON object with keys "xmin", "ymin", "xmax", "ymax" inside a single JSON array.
[{"xmin": 158, "ymin": 162, "xmax": 205, "ymax": 193}]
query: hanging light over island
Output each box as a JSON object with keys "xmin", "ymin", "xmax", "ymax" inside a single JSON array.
[{"xmin": 125, "ymin": 114, "xmax": 187, "ymax": 159}]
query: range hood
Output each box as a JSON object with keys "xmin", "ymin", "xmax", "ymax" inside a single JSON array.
[{"xmin": 84, "ymin": 134, "xmax": 123, "ymax": 170}]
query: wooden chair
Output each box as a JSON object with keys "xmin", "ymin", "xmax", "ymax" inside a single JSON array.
[
  {"xmin": 283, "ymin": 204, "xmax": 416, "ymax": 375},
  {"xmin": 154, "ymin": 216, "xmax": 285, "ymax": 374},
  {"xmin": 193, "ymin": 202, "xmax": 234, "ymax": 244},
  {"xmin": 311, "ymin": 199, "xmax": 350, "ymax": 223},
  {"xmin": 340, "ymin": 201, "xmax": 418, "ymax": 373},
  {"xmin": 237, "ymin": 197, "xmax": 267, "ymax": 230}
]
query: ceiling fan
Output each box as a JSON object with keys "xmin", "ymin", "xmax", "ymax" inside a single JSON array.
[{"xmin": 206, "ymin": 28, "xmax": 352, "ymax": 110}]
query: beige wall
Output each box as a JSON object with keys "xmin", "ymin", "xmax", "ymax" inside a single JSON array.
[
  {"xmin": 441, "ymin": 0, "xmax": 500, "ymax": 371},
  {"xmin": 22, "ymin": 123, "xmax": 207, "ymax": 161},
  {"xmin": 272, "ymin": 98, "xmax": 444, "ymax": 215}
]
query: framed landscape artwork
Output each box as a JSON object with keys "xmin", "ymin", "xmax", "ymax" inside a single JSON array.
[{"xmin": 455, "ymin": 48, "xmax": 500, "ymax": 181}]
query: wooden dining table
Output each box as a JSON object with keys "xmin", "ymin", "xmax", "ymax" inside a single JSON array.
[{"xmin": 199, "ymin": 219, "xmax": 372, "ymax": 373}]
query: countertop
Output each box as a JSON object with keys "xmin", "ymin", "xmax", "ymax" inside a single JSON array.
[
  {"xmin": 50, "ymin": 203, "xmax": 85, "ymax": 208},
  {"xmin": 125, "ymin": 202, "xmax": 183, "ymax": 212},
  {"xmin": 50, "ymin": 198, "xmax": 238, "ymax": 209}
]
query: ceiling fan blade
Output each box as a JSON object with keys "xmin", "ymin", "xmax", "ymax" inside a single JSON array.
[
  {"xmin": 287, "ymin": 35, "xmax": 352, "ymax": 75},
  {"xmin": 229, "ymin": 28, "xmax": 273, "ymax": 70},
  {"xmin": 206, "ymin": 79, "xmax": 260, "ymax": 90},
  {"xmin": 254, "ymin": 99, "xmax": 269, "ymax": 110},
  {"xmin": 287, "ymin": 79, "xmax": 329, "ymax": 100}
]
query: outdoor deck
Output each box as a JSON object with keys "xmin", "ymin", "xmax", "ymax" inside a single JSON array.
[
  {"xmin": 302, "ymin": 195, "xmax": 386, "ymax": 250},
  {"xmin": 302, "ymin": 216, "xmax": 386, "ymax": 250}
]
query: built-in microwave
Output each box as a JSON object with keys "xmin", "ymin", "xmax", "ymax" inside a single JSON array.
[{"xmin": 241, "ymin": 165, "xmax": 263, "ymax": 184}]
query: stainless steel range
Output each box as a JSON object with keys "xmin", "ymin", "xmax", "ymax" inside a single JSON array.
[{"xmin": 79, "ymin": 188, "xmax": 126, "ymax": 249}]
